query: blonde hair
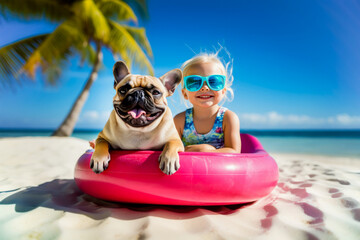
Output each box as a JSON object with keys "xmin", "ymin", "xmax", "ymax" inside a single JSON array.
[{"xmin": 181, "ymin": 48, "xmax": 234, "ymax": 103}]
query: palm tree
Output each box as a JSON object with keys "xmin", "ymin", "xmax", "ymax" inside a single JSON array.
[{"xmin": 0, "ymin": 0, "xmax": 153, "ymax": 136}]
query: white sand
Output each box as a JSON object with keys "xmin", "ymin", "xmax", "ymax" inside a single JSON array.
[{"xmin": 1, "ymin": 137, "xmax": 360, "ymax": 240}]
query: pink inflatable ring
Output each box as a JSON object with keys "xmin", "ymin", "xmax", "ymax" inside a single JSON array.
[{"xmin": 74, "ymin": 134, "xmax": 278, "ymax": 206}]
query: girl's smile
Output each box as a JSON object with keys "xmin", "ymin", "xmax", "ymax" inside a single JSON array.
[
  {"xmin": 196, "ymin": 91, "xmax": 214, "ymax": 99},
  {"xmin": 197, "ymin": 95, "xmax": 213, "ymax": 99}
]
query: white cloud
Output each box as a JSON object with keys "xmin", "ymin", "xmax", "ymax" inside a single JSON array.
[
  {"xmin": 82, "ymin": 111, "xmax": 100, "ymax": 121},
  {"xmin": 335, "ymin": 114, "xmax": 360, "ymax": 125},
  {"xmin": 241, "ymin": 113, "xmax": 267, "ymax": 123},
  {"xmin": 241, "ymin": 112, "xmax": 324, "ymax": 125},
  {"xmin": 240, "ymin": 112, "xmax": 360, "ymax": 128},
  {"xmin": 79, "ymin": 110, "xmax": 111, "ymax": 124}
]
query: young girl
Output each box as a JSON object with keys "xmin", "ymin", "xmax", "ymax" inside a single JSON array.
[{"xmin": 174, "ymin": 53, "xmax": 241, "ymax": 153}]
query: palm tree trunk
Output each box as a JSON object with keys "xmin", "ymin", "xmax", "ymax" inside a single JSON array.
[{"xmin": 52, "ymin": 42, "xmax": 103, "ymax": 136}]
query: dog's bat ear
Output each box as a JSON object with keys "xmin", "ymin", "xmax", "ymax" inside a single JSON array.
[
  {"xmin": 113, "ymin": 61, "xmax": 130, "ymax": 88},
  {"xmin": 159, "ymin": 69, "xmax": 182, "ymax": 96}
]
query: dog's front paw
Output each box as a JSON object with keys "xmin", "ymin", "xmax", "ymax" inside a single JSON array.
[
  {"xmin": 90, "ymin": 154, "xmax": 111, "ymax": 174},
  {"xmin": 158, "ymin": 151, "xmax": 180, "ymax": 175}
]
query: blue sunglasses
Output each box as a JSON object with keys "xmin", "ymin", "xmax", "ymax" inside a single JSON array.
[{"xmin": 183, "ymin": 75, "xmax": 226, "ymax": 92}]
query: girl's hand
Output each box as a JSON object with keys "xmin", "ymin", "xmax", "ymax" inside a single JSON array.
[{"xmin": 185, "ymin": 144, "xmax": 216, "ymax": 152}]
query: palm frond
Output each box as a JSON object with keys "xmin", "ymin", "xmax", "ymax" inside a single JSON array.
[
  {"xmin": 94, "ymin": 0, "xmax": 148, "ymax": 19},
  {"xmin": 0, "ymin": 34, "xmax": 48, "ymax": 86},
  {"xmin": 108, "ymin": 20, "xmax": 153, "ymax": 75},
  {"xmin": 123, "ymin": 0, "xmax": 149, "ymax": 19},
  {"xmin": 22, "ymin": 19, "xmax": 87, "ymax": 80},
  {"xmin": 96, "ymin": 0, "xmax": 137, "ymax": 23},
  {"xmin": 123, "ymin": 26, "xmax": 152, "ymax": 58},
  {"xmin": 0, "ymin": 0, "xmax": 72, "ymax": 22},
  {"xmin": 72, "ymin": 0, "xmax": 110, "ymax": 42},
  {"xmin": 114, "ymin": 47, "xmax": 132, "ymax": 68}
]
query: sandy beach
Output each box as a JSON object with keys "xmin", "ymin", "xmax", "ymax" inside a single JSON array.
[{"xmin": 1, "ymin": 137, "xmax": 360, "ymax": 240}]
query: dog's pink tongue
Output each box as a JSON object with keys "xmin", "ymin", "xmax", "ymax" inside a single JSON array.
[{"xmin": 128, "ymin": 108, "xmax": 146, "ymax": 119}]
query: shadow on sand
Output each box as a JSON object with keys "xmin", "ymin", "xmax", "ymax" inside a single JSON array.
[{"xmin": 0, "ymin": 179, "xmax": 252, "ymax": 220}]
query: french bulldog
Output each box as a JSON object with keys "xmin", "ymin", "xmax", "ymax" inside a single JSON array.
[{"xmin": 90, "ymin": 61, "xmax": 184, "ymax": 175}]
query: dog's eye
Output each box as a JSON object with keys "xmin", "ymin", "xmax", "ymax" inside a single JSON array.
[
  {"xmin": 152, "ymin": 89, "xmax": 161, "ymax": 96},
  {"xmin": 118, "ymin": 84, "xmax": 130, "ymax": 95}
]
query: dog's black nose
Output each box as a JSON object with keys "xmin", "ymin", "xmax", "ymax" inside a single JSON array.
[
  {"xmin": 138, "ymin": 90, "xmax": 145, "ymax": 100},
  {"xmin": 130, "ymin": 89, "xmax": 145, "ymax": 101}
]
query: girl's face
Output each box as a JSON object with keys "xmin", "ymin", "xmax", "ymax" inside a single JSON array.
[{"xmin": 182, "ymin": 62, "xmax": 227, "ymax": 109}]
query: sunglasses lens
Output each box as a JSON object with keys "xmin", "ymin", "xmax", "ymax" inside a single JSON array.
[
  {"xmin": 208, "ymin": 75, "xmax": 225, "ymax": 90},
  {"xmin": 186, "ymin": 76, "xmax": 202, "ymax": 91}
]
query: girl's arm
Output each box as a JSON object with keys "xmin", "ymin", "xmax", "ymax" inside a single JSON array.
[
  {"xmin": 173, "ymin": 111, "xmax": 185, "ymax": 138},
  {"xmin": 216, "ymin": 110, "xmax": 241, "ymax": 153},
  {"xmin": 204, "ymin": 110, "xmax": 241, "ymax": 153}
]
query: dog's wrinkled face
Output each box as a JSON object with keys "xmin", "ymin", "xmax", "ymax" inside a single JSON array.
[
  {"xmin": 112, "ymin": 61, "xmax": 182, "ymax": 128},
  {"xmin": 114, "ymin": 76, "xmax": 166, "ymax": 128}
]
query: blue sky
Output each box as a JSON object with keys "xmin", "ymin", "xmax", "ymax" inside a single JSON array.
[{"xmin": 0, "ymin": 0, "xmax": 359, "ymax": 130}]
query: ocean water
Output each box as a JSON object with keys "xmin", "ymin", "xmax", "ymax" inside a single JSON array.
[
  {"xmin": 1, "ymin": 129, "xmax": 360, "ymax": 158},
  {"xmin": 246, "ymin": 130, "xmax": 360, "ymax": 158}
]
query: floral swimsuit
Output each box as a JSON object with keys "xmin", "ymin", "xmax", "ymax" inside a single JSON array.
[{"xmin": 181, "ymin": 107, "xmax": 227, "ymax": 149}]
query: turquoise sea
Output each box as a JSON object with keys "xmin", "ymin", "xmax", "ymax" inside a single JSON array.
[{"xmin": 1, "ymin": 129, "xmax": 360, "ymax": 158}]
